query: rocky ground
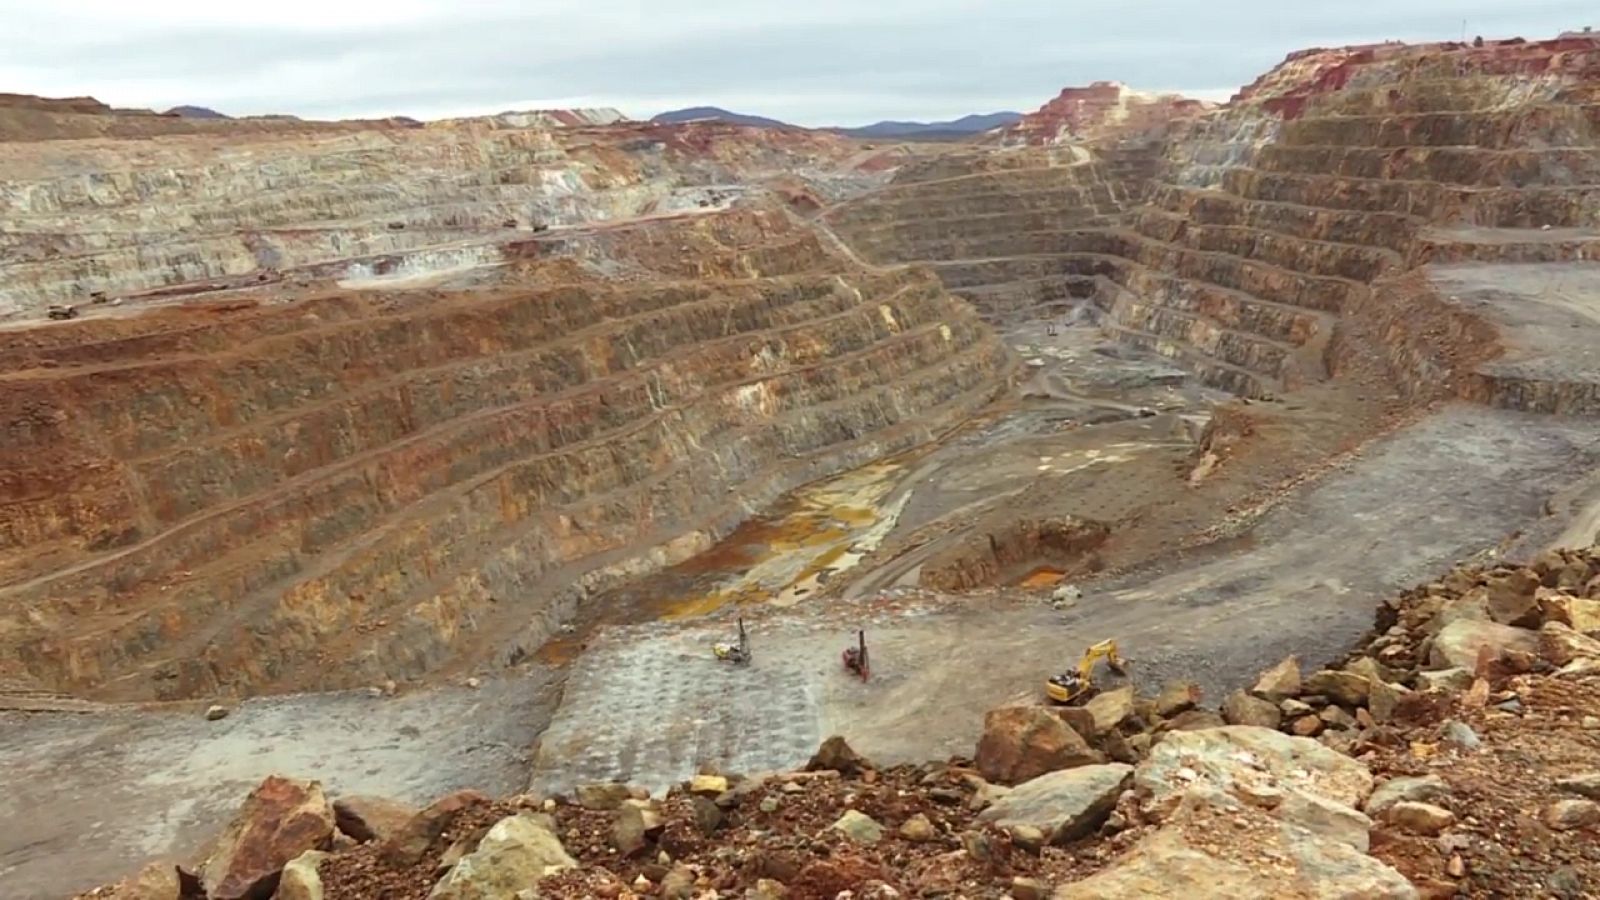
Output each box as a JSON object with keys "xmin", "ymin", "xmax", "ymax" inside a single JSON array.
[{"xmin": 78, "ymin": 545, "xmax": 1600, "ymax": 899}]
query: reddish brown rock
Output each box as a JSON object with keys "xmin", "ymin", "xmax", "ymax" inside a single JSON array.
[
  {"xmin": 807, "ymin": 735, "xmax": 870, "ymax": 776},
  {"xmin": 378, "ymin": 789, "xmax": 491, "ymax": 867},
  {"xmin": 201, "ymin": 776, "xmax": 334, "ymax": 900},
  {"xmin": 1483, "ymin": 569, "xmax": 1542, "ymax": 627},
  {"xmin": 976, "ymin": 705, "xmax": 1102, "ymax": 785}
]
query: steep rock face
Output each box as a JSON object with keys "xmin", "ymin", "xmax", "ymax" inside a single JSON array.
[
  {"xmin": 823, "ymin": 148, "xmax": 1131, "ymax": 325},
  {"xmin": 1001, "ymin": 82, "xmax": 1213, "ymax": 147},
  {"xmin": 1097, "ymin": 35, "xmax": 1600, "ymax": 400},
  {"xmin": 0, "ymin": 194, "xmax": 1007, "ymax": 699},
  {"xmin": 0, "ymin": 114, "xmax": 873, "ymax": 315},
  {"xmin": 829, "ymin": 35, "xmax": 1600, "ymax": 406}
]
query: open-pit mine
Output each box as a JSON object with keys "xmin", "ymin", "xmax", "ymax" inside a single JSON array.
[{"xmin": 6, "ymin": 32, "xmax": 1600, "ymax": 900}]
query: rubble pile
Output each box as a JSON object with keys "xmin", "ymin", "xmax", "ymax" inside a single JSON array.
[{"xmin": 76, "ymin": 548, "xmax": 1600, "ymax": 899}]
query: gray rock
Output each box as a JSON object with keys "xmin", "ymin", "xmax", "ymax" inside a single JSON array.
[
  {"xmin": 1367, "ymin": 680, "xmax": 1408, "ymax": 724},
  {"xmin": 1278, "ymin": 790, "xmax": 1374, "ymax": 851},
  {"xmin": 1343, "ymin": 656, "xmax": 1398, "ymax": 686},
  {"xmin": 1555, "ymin": 772, "xmax": 1600, "ymax": 800},
  {"xmin": 611, "ymin": 803, "xmax": 663, "ymax": 856},
  {"xmin": 1442, "ymin": 719, "xmax": 1481, "ymax": 750},
  {"xmin": 1365, "ymin": 775, "xmax": 1451, "ymax": 816},
  {"xmin": 831, "ymin": 810, "xmax": 884, "ymax": 844},
  {"xmin": 690, "ymin": 796, "xmax": 723, "ymax": 835},
  {"xmin": 1053, "ymin": 788, "xmax": 1415, "ymax": 900},
  {"xmin": 205, "ymin": 704, "xmax": 231, "ymax": 721},
  {"xmin": 979, "ymin": 763, "xmax": 1133, "ymax": 843},
  {"xmin": 428, "ymin": 814, "xmax": 576, "ymax": 900},
  {"xmin": 1414, "ymin": 668, "xmax": 1474, "ymax": 692},
  {"xmin": 1543, "ymin": 799, "xmax": 1600, "ymax": 831},
  {"xmin": 1221, "ymin": 690, "xmax": 1282, "ymax": 729},
  {"xmin": 1304, "ymin": 670, "xmax": 1370, "ymax": 707},
  {"xmin": 1134, "ymin": 726, "xmax": 1374, "ymax": 824},
  {"xmin": 1154, "ymin": 681, "xmax": 1202, "ymax": 718}
]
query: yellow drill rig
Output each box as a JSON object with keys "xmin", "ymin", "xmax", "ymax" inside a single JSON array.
[{"xmin": 1045, "ymin": 639, "xmax": 1128, "ymax": 704}]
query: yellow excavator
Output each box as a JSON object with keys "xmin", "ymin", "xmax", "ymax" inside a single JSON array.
[{"xmin": 1046, "ymin": 640, "xmax": 1129, "ymax": 704}]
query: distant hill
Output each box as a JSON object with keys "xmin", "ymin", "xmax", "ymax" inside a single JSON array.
[
  {"xmin": 651, "ymin": 107, "xmax": 794, "ymax": 129},
  {"xmin": 164, "ymin": 105, "xmax": 229, "ymax": 119},
  {"xmin": 835, "ymin": 112, "xmax": 1022, "ymax": 140},
  {"xmin": 651, "ymin": 107, "xmax": 1022, "ymax": 141}
]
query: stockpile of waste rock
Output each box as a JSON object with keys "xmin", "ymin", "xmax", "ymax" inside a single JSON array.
[{"xmin": 80, "ymin": 549, "xmax": 1600, "ymax": 899}]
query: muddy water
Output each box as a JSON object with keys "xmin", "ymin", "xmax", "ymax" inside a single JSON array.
[
  {"xmin": 535, "ymin": 453, "xmax": 923, "ymax": 663},
  {"xmin": 659, "ymin": 456, "xmax": 918, "ymax": 617}
]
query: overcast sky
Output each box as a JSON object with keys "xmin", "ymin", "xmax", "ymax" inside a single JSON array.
[{"xmin": 1, "ymin": 1, "xmax": 1592, "ymax": 126}]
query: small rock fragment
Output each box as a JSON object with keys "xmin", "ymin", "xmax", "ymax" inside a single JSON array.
[
  {"xmin": 832, "ymin": 810, "xmax": 885, "ymax": 844},
  {"xmin": 1441, "ymin": 720, "xmax": 1480, "ymax": 751},
  {"xmin": 898, "ymin": 813, "xmax": 936, "ymax": 842}
]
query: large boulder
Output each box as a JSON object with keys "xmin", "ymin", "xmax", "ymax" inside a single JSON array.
[
  {"xmin": 1428, "ymin": 620, "xmax": 1538, "ymax": 670},
  {"xmin": 1538, "ymin": 622, "xmax": 1600, "ymax": 667},
  {"xmin": 978, "ymin": 763, "xmax": 1133, "ymax": 843},
  {"xmin": 202, "ymin": 776, "xmax": 334, "ymax": 900},
  {"xmin": 276, "ymin": 850, "xmax": 328, "ymax": 900},
  {"xmin": 381, "ymin": 790, "xmax": 491, "ymax": 866},
  {"xmin": 1483, "ymin": 569, "xmax": 1542, "ymax": 627},
  {"xmin": 1084, "ymin": 687, "xmax": 1138, "ymax": 735},
  {"xmin": 1052, "ymin": 788, "xmax": 1415, "ymax": 900},
  {"xmin": 1154, "ymin": 681, "xmax": 1202, "ymax": 718},
  {"xmin": 1251, "ymin": 656, "xmax": 1301, "ymax": 700},
  {"xmin": 1367, "ymin": 680, "xmax": 1408, "ymax": 724},
  {"xmin": 428, "ymin": 813, "xmax": 576, "ymax": 900},
  {"xmin": 976, "ymin": 705, "xmax": 1102, "ymax": 784},
  {"xmin": 1220, "ymin": 691, "xmax": 1281, "ymax": 729},
  {"xmin": 1540, "ymin": 590, "xmax": 1600, "ymax": 633},
  {"xmin": 1303, "ymin": 670, "xmax": 1370, "ymax": 707},
  {"xmin": 333, "ymin": 795, "xmax": 417, "ymax": 843},
  {"xmin": 1134, "ymin": 726, "xmax": 1373, "ymax": 829}
]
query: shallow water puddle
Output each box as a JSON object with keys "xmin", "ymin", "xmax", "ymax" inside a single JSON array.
[{"xmin": 659, "ymin": 458, "xmax": 913, "ymax": 618}]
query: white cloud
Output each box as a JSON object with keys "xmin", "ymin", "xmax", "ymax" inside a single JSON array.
[{"xmin": 0, "ymin": 0, "xmax": 1591, "ymax": 125}]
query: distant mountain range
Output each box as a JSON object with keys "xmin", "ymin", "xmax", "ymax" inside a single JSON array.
[
  {"xmin": 164, "ymin": 105, "xmax": 229, "ymax": 119},
  {"xmin": 650, "ymin": 106, "xmax": 1022, "ymax": 140}
]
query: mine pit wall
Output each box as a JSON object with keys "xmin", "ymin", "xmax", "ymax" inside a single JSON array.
[
  {"xmin": 1073, "ymin": 36, "xmax": 1600, "ymax": 404},
  {"xmin": 0, "ymin": 212, "xmax": 1012, "ymax": 700},
  {"xmin": 917, "ymin": 517, "xmax": 1109, "ymax": 593},
  {"xmin": 822, "ymin": 149, "xmax": 1145, "ymax": 327},
  {"xmin": 0, "ymin": 118, "xmax": 867, "ymax": 316}
]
